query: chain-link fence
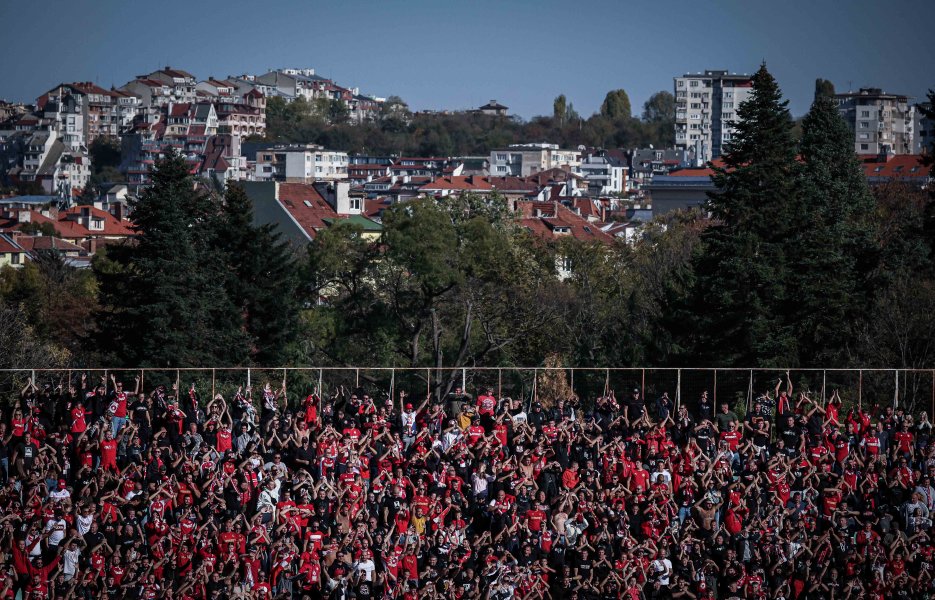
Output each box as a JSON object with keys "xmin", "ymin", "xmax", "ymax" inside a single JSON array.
[{"xmin": 4, "ymin": 367, "xmax": 935, "ymax": 418}]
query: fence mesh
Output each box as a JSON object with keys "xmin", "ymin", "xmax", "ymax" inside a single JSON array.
[{"xmin": 0, "ymin": 368, "xmax": 932, "ymax": 421}]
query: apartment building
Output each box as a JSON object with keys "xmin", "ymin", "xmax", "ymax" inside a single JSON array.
[
  {"xmin": 488, "ymin": 143, "xmax": 581, "ymax": 177},
  {"xmin": 836, "ymin": 88, "xmax": 915, "ymax": 155},
  {"xmin": 254, "ymin": 144, "xmax": 348, "ymax": 183},
  {"xmin": 674, "ymin": 70, "xmax": 753, "ymax": 164}
]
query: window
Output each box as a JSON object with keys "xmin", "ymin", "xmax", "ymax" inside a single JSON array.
[
  {"xmin": 861, "ymin": 110, "xmax": 870, "ymax": 117},
  {"xmin": 859, "ymin": 133, "xmax": 870, "ymax": 140},
  {"xmin": 690, "ymin": 80, "xmax": 699, "ymax": 88},
  {"xmin": 11, "ymin": 253, "xmax": 19, "ymax": 265},
  {"xmin": 350, "ymin": 198, "xmax": 361, "ymax": 210},
  {"xmin": 496, "ymin": 166, "xmax": 507, "ymax": 173},
  {"xmin": 496, "ymin": 153, "xmax": 507, "ymax": 161},
  {"xmin": 677, "ymin": 81, "xmax": 685, "ymax": 88},
  {"xmin": 723, "ymin": 102, "xmax": 733, "ymax": 109},
  {"xmin": 860, "ymin": 122, "xmax": 869, "ymax": 129}
]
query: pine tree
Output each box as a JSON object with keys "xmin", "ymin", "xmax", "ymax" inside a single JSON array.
[
  {"xmin": 95, "ymin": 152, "xmax": 247, "ymax": 367},
  {"xmin": 791, "ymin": 94, "xmax": 877, "ymax": 365},
  {"xmin": 687, "ymin": 64, "xmax": 799, "ymax": 366},
  {"xmin": 220, "ymin": 183, "xmax": 300, "ymax": 366}
]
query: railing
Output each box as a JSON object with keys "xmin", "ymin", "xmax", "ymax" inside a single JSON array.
[{"xmin": 4, "ymin": 368, "xmax": 935, "ymax": 418}]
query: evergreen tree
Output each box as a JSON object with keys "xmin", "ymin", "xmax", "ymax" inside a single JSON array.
[
  {"xmin": 791, "ymin": 94, "xmax": 877, "ymax": 365},
  {"xmin": 94, "ymin": 152, "xmax": 247, "ymax": 367},
  {"xmin": 220, "ymin": 183, "xmax": 300, "ymax": 366},
  {"xmin": 687, "ymin": 64, "xmax": 799, "ymax": 366}
]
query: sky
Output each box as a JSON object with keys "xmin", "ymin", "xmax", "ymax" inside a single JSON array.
[{"xmin": 1, "ymin": 0, "xmax": 932, "ymax": 119}]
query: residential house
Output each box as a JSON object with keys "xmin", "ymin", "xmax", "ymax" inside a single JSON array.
[
  {"xmin": 474, "ymin": 100, "xmax": 509, "ymax": 116},
  {"xmin": 121, "ymin": 67, "xmax": 197, "ymax": 108},
  {"xmin": 241, "ymin": 181, "xmax": 380, "ymax": 245},
  {"xmin": 489, "ymin": 143, "xmax": 582, "ymax": 177},
  {"xmin": 254, "ymin": 144, "xmax": 348, "ymax": 183},
  {"xmin": 579, "ymin": 152, "xmax": 627, "ymax": 195},
  {"xmin": 0, "ymin": 204, "xmax": 133, "ymax": 254},
  {"xmin": 0, "ymin": 233, "xmax": 26, "ymax": 268},
  {"xmin": 513, "ymin": 200, "xmax": 615, "ymax": 279},
  {"xmin": 860, "ymin": 153, "xmax": 931, "ymax": 187},
  {"xmin": 628, "ymin": 148, "xmax": 692, "ymax": 194}
]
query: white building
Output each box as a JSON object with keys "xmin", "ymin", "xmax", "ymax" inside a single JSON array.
[
  {"xmin": 488, "ymin": 143, "xmax": 582, "ymax": 177},
  {"xmin": 579, "ymin": 152, "xmax": 627, "ymax": 195},
  {"xmin": 254, "ymin": 144, "xmax": 348, "ymax": 183},
  {"xmin": 835, "ymin": 88, "xmax": 916, "ymax": 155},
  {"xmin": 674, "ymin": 70, "xmax": 753, "ymax": 164}
]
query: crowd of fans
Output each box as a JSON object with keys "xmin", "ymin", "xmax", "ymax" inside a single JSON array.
[{"xmin": 0, "ymin": 371, "xmax": 934, "ymax": 599}]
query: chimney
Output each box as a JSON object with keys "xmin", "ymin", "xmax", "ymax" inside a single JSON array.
[
  {"xmin": 600, "ymin": 201, "xmax": 606, "ymax": 223},
  {"xmin": 17, "ymin": 210, "xmax": 30, "ymax": 223}
]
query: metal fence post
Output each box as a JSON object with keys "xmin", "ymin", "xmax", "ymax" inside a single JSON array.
[
  {"xmin": 894, "ymin": 369, "xmax": 899, "ymax": 409},
  {"xmin": 355, "ymin": 368, "xmax": 360, "ymax": 389},
  {"xmin": 822, "ymin": 370, "xmax": 826, "ymax": 405},
  {"xmin": 676, "ymin": 369, "xmax": 681, "ymax": 410},
  {"xmin": 211, "ymin": 369, "xmax": 216, "ymax": 398},
  {"xmin": 247, "ymin": 368, "xmax": 251, "ymax": 390},
  {"xmin": 747, "ymin": 370, "xmax": 753, "ymax": 413},
  {"xmin": 604, "ymin": 369, "xmax": 610, "ymax": 397},
  {"xmin": 426, "ymin": 368, "xmax": 431, "ymax": 400},
  {"xmin": 498, "ymin": 368, "xmax": 502, "ymax": 400},
  {"xmin": 713, "ymin": 369, "xmax": 718, "ymax": 413},
  {"xmin": 641, "ymin": 368, "xmax": 646, "ymax": 403},
  {"xmin": 858, "ymin": 369, "xmax": 863, "ymax": 409},
  {"xmin": 533, "ymin": 368, "xmax": 538, "ymax": 403},
  {"xmin": 318, "ymin": 369, "xmax": 323, "ymax": 396},
  {"xmin": 570, "ymin": 368, "xmax": 575, "ymax": 398}
]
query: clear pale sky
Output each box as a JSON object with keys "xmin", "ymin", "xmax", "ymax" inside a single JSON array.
[{"xmin": 0, "ymin": 0, "xmax": 932, "ymax": 119}]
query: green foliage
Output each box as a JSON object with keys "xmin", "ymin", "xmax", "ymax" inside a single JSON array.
[
  {"xmin": 553, "ymin": 95, "xmax": 567, "ymax": 124},
  {"xmin": 791, "ymin": 93, "xmax": 877, "ymax": 366},
  {"xmin": 94, "ymin": 152, "xmax": 248, "ymax": 367},
  {"xmin": 220, "ymin": 183, "xmax": 301, "ymax": 366},
  {"xmin": 89, "ymin": 137, "xmax": 121, "ymax": 172},
  {"xmin": 600, "ymin": 89, "xmax": 632, "ymax": 121},
  {"xmin": 18, "ymin": 221, "xmax": 59, "ymax": 237},
  {"xmin": 685, "ymin": 64, "xmax": 800, "ymax": 367},
  {"xmin": 264, "ymin": 88, "xmax": 675, "ymax": 154},
  {"xmin": 814, "ymin": 78, "xmax": 836, "ymax": 101}
]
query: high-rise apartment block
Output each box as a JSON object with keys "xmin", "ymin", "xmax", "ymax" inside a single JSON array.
[
  {"xmin": 674, "ymin": 70, "xmax": 752, "ymax": 164},
  {"xmin": 835, "ymin": 88, "xmax": 915, "ymax": 155}
]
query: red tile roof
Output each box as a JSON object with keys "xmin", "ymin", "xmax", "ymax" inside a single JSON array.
[
  {"xmin": 420, "ymin": 176, "xmax": 494, "ymax": 192},
  {"xmin": 515, "ymin": 201, "xmax": 614, "ymax": 244},
  {"xmin": 168, "ymin": 103, "xmax": 192, "ymax": 117},
  {"xmin": 276, "ymin": 183, "xmax": 338, "ymax": 238},
  {"xmin": 0, "ymin": 234, "xmax": 24, "ymax": 254},
  {"xmin": 860, "ymin": 154, "xmax": 930, "ymax": 180},
  {"xmin": 16, "ymin": 235, "xmax": 83, "ymax": 253}
]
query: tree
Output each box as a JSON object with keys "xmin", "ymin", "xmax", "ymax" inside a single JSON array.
[
  {"xmin": 220, "ymin": 183, "xmax": 300, "ymax": 366},
  {"xmin": 94, "ymin": 152, "xmax": 247, "ymax": 367},
  {"xmin": 88, "ymin": 137, "xmax": 121, "ymax": 172},
  {"xmin": 642, "ymin": 91, "xmax": 675, "ymax": 123},
  {"xmin": 791, "ymin": 93, "xmax": 877, "ymax": 365},
  {"xmin": 814, "ymin": 78, "xmax": 836, "ymax": 101},
  {"xmin": 600, "ymin": 89, "xmax": 632, "ymax": 121},
  {"xmin": 553, "ymin": 95, "xmax": 567, "ymax": 125},
  {"xmin": 685, "ymin": 64, "xmax": 800, "ymax": 366},
  {"xmin": 641, "ymin": 91, "xmax": 676, "ymax": 147}
]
